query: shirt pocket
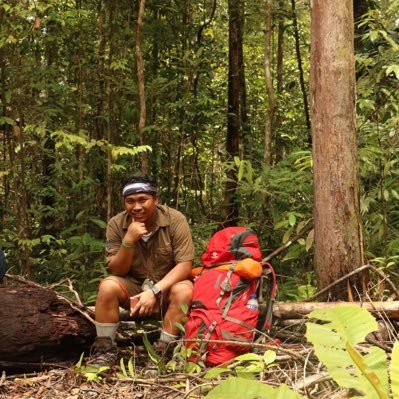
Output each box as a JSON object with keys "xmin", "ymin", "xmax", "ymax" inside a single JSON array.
[{"xmin": 155, "ymin": 245, "xmax": 174, "ymax": 270}]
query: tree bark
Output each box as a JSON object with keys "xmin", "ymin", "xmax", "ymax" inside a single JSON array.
[
  {"xmin": 291, "ymin": 0, "xmax": 311, "ymax": 136},
  {"xmin": 263, "ymin": 0, "xmax": 275, "ymax": 168},
  {"xmin": 0, "ymin": 286, "xmax": 95, "ymax": 365},
  {"xmin": 106, "ymin": 1, "xmax": 115, "ymax": 221},
  {"xmin": 136, "ymin": 0, "xmax": 149, "ymax": 174},
  {"xmin": 310, "ymin": 0, "xmax": 364, "ymax": 300},
  {"xmin": 224, "ymin": 0, "xmax": 244, "ymax": 226}
]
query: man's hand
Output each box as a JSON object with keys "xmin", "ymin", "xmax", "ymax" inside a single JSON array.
[
  {"xmin": 124, "ymin": 220, "xmax": 147, "ymax": 245},
  {"xmin": 129, "ymin": 289, "xmax": 158, "ymax": 318}
]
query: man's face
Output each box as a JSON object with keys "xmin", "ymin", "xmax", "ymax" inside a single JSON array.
[{"xmin": 124, "ymin": 192, "xmax": 158, "ymax": 224}]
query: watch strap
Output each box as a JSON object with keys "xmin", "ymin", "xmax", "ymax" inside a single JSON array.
[{"xmin": 150, "ymin": 284, "xmax": 162, "ymax": 298}]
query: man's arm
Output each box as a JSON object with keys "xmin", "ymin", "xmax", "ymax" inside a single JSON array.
[
  {"xmin": 131, "ymin": 260, "xmax": 192, "ymax": 317},
  {"xmin": 106, "ymin": 220, "xmax": 148, "ymax": 276}
]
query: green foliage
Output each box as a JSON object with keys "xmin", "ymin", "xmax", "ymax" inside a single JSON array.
[
  {"xmin": 306, "ymin": 305, "xmax": 399, "ymax": 398},
  {"xmin": 206, "ymin": 378, "xmax": 305, "ymax": 399},
  {"xmin": 391, "ymin": 343, "xmax": 399, "ymax": 398},
  {"xmin": 74, "ymin": 353, "xmax": 109, "ymax": 382},
  {"xmin": 117, "ymin": 357, "xmax": 135, "ymax": 379},
  {"xmin": 204, "ymin": 350, "xmax": 277, "ymax": 381}
]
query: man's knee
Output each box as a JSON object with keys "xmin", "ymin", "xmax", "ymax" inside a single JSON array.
[
  {"xmin": 98, "ymin": 277, "xmax": 129, "ymax": 304},
  {"xmin": 169, "ymin": 281, "xmax": 193, "ymax": 305}
]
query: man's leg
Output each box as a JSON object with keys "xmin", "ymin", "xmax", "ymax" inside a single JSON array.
[
  {"xmin": 159, "ymin": 280, "xmax": 193, "ymax": 344},
  {"xmin": 94, "ymin": 277, "xmax": 130, "ymax": 342},
  {"xmin": 90, "ymin": 276, "xmax": 140, "ymax": 366}
]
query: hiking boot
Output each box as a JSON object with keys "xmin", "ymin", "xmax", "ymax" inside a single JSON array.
[{"xmin": 88, "ymin": 336, "xmax": 118, "ymax": 368}]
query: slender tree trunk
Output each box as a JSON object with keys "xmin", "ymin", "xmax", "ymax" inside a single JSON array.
[
  {"xmin": 276, "ymin": 0, "xmax": 285, "ymax": 94},
  {"xmin": 291, "ymin": 0, "xmax": 311, "ymax": 138},
  {"xmin": 76, "ymin": 0, "xmax": 84, "ymax": 183},
  {"xmin": 106, "ymin": 2, "xmax": 115, "ymax": 221},
  {"xmin": 263, "ymin": 0, "xmax": 275, "ymax": 168},
  {"xmin": 0, "ymin": 43, "xmax": 9, "ymax": 227},
  {"xmin": 41, "ymin": 21, "xmax": 57, "ymax": 235},
  {"xmin": 135, "ymin": 0, "xmax": 149, "ymax": 174},
  {"xmin": 7, "ymin": 4, "xmax": 31, "ymax": 275},
  {"xmin": 239, "ymin": 3, "xmax": 249, "ymax": 160},
  {"xmin": 275, "ymin": 0, "xmax": 286, "ymax": 162},
  {"xmin": 224, "ymin": 0, "xmax": 244, "ymax": 226},
  {"xmin": 311, "ymin": 0, "xmax": 364, "ymax": 300}
]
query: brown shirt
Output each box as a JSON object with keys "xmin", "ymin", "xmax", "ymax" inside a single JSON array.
[{"xmin": 105, "ymin": 205, "xmax": 194, "ymax": 283}]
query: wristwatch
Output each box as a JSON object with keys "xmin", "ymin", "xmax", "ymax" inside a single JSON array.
[{"xmin": 150, "ymin": 284, "xmax": 162, "ymax": 299}]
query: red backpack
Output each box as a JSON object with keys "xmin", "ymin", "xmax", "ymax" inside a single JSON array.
[
  {"xmin": 184, "ymin": 227, "xmax": 275, "ymax": 366},
  {"xmin": 201, "ymin": 227, "xmax": 262, "ymax": 266}
]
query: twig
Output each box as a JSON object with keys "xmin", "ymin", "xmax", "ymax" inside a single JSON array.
[
  {"xmin": 66, "ymin": 278, "xmax": 83, "ymax": 306},
  {"xmin": 308, "ymin": 264, "xmax": 399, "ymax": 301},
  {"xmin": 5, "ymin": 273, "xmax": 95, "ymax": 324},
  {"xmin": 262, "ymin": 221, "xmax": 313, "ymax": 262}
]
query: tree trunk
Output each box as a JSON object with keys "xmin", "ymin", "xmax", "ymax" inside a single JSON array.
[
  {"xmin": 224, "ymin": 0, "xmax": 244, "ymax": 226},
  {"xmin": 0, "ymin": 286, "xmax": 95, "ymax": 366},
  {"xmin": 106, "ymin": 1, "xmax": 115, "ymax": 221},
  {"xmin": 291, "ymin": 0, "xmax": 311, "ymax": 137},
  {"xmin": 263, "ymin": 0, "xmax": 275, "ymax": 168},
  {"xmin": 310, "ymin": 0, "xmax": 364, "ymax": 300},
  {"xmin": 136, "ymin": 0, "xmax": 149, "ymax": 174}
]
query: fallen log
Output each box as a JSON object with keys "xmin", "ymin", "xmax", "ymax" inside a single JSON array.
[
  {"xmin": 0, "ymin": 285, "xmax": 95, "ymax": 368},
  {"xmin": 273, "ymin": 301, "xmax": 399, "ymax": 320}
]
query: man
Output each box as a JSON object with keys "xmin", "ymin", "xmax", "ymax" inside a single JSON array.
[{"xmin": 90, "ymin": 174, "xmax": 194, "ymax": 367}]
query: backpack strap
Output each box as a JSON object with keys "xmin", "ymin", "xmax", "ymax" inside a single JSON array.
[
  {"xmin": 224, "ymin": 315, "xmax": 256, "ymax": 330},
  {"xmin": 215, "ymin": 264, "xmax": 236, "ymax": 307},
  {"xmin": 221, "ymin": 329, "xmax": 254, "ymax": 342},
  {"xmin": 199, "ymin": 320, "xmax": 218, "ymax": 354}
]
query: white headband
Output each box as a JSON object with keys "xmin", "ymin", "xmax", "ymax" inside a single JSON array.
[{"xmin": 122, "ymin": 182, "xmax": 157, "ymax": 197}]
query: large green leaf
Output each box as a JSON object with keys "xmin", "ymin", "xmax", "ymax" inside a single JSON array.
[
  {"xmin": 391, "ymin": 342, "xmax": 399, "ymax": 399},
  {"xmin": 206, "ymin": 378, "xmax": 304, "ymax": 399},
  {"xmin": 307, "ymin": 305, "xmax": 378, "ymax": 345},
  {"xmin": 306, "ymin": 306, "xmax": 388, "ymax": 399}
]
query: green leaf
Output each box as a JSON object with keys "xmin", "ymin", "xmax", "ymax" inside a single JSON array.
[
  {"xmin": 127, "ymin": 357, "xmax": 135, "ymax": 378},
  {"xmin": 306, "ymin": 306, "xmax": 388, "ymax": 397},
  {"xmin": 120, "ymin": 358, "xmax": 127, "ymax": 377},
  {"xmin": 305, "ymin": 229, "xmax": 314, "ymax": 251},
  {"xmin": 390, "ymin": 342, "xmax": 399, "ymax": 398},
  {"xmin": 206, "ymin": 377, "xmax": 273, "ymax": 398},
  {"xmin": 263, "ymin": 350, "xmax": 277, "ymax": 365},
  {"xmin": 142, "ymin": 334, "xmax": 161, "ymax": 364},
  {"xmin": 204, "ymin": 367, "xmax": 231, "ymax": 380},
  {"xmin": 288, "ymin": 213, "xmax": 296, "ymax": 226},
  {"xmin": 206, "ymin": 378, "xmax": 304, "ymax": 399},
  {"xmin": 90, "ymin": 218, "xmax": 107, "ymax": 229},
  {"xmin": 369, "ymin": 30, "xmax": 379, "ymax": 42},
  {"xmin": 307, "ymin": 305, "xmax": 378, "ymax": 345},
  {"xmin": 346, "ymin": 343, "xmax": 388, "ymax": 399},
  {"xmin": 282, "ymin": 227, "xmax": 293, "ymax": 244},
  {"xmin": 385, "ymin": 65, "xmax": 399, "ymax": 80},
  {"xmin": 234, "ymin": 353, "xmax": 261, "ymax": 362}
]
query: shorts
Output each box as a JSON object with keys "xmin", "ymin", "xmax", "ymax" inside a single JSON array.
[{"xmin": 100, "ymin": 275, "xmax": 193, "ymax": 312}]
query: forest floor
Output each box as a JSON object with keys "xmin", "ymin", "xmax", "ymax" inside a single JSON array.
[
  {"xmin": 1, "ymin": 317, "xmax": 394, "ymax": 399},
  {"xmin": 0, "ymin": 341, "xmax": 315, "ymax": 399}
]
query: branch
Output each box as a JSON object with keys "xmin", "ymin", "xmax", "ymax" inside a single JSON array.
[
  {"xmin": 308, "ymin": 264, "xmax": 399, "ymax": 301},
  {"xmin": 262, "ymin": 220, "xmax": 313, "ymax": 262}
]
